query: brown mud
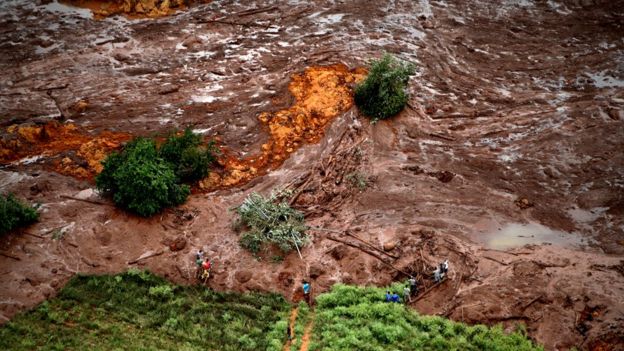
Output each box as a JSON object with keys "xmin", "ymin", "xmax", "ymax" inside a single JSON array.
[{"xmin": 1, "ymin": 0, "xmax": 623, "ymax": 350}]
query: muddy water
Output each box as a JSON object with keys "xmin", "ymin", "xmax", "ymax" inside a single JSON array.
[
  {"xmin": 1, "ymin": 0, "xmax": 624, "ymax": 349},
  {"xmin": 474, "ymin": 219, "xmax": 588, "ymax": 250}
]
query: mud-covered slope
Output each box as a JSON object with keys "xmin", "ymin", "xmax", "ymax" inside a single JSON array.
[{"xmin": 1, "ymin": 0, "xmax": 623, "ymax": 350}]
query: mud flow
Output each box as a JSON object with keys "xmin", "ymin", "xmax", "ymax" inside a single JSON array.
[{"xmin": 1, "ymin": 0, "xmax": 623, "ymax": 350}]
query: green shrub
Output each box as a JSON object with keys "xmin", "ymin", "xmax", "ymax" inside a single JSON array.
[
  {"xmin": 159, "ymin": 128, "xmax": 217, "ymax": 182},
  {"xmin": 311, "ymin": 284, "xmax": 543, "ymax": 351},
  {"xmin": 0, "ymin": 194, "xmax": 38, "ymax": 235},
  {"xmin": 354, "ymin": 54, "xmax": 414, "ymax": 121},
  {"xmin": 234, "ymin": 191, "xmax": 309, "ymax": 255},
  {"xmin": 96, "ymin": 138, "xmax": 190, "ymax": 217}
]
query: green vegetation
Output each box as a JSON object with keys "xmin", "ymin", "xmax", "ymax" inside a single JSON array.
[
  {"xmin": 308, "ymin": 284, "xmax": 543, "ymax": 351},
  {"xmin": 0, "ymin": 273, "xmax": 543, "ymax": 351},
  {"xmin": 159, "ymin": 128, "xmax": 217, "ymax": 183},
  {"xmin": 0, "ymin": 270, "xmax": 290, "ymax": 351},
  {"xmin": 96, "ymin": 128, "xmax": 216, "ymax": 217},
  {"xmin": 346, "ymin": 172, "xmax": 369, "ymax": 191},
  {"xmin": 96, "ymin": 138, "xmax": 190, "ymax": 217},
  {"xmin": 289, "ymin": 302, "xmax": 311, "ymax": 351},
  {"xmin": 354, "ymin": 54, "xmax": 415, "ymax": 122},
  {"xmin": 234, "ymin": 191, "xmax": 309, "ymax": 255},
  {"xmin": 0, "ymin": 194, "xmax": 38, "ymax": 235}
]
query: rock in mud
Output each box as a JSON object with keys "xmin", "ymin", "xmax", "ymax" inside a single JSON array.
[
  {"xmin": 328, "ymin": 244, "xmax": 349, "ymax": 261},
  {"xmin": 309, "ymin": 265, "xmax": 325, "ymax": 279},
  {"xmin": 167, "ymin": 236, "xmax": 186, "ymax": 251},
  {"xmin": 383, "ymin": 240, "xmax": 398, "ymax": 251},
  {"xmin": 235, "ymin": 270, "xmax": 252, "ymax": 284}
]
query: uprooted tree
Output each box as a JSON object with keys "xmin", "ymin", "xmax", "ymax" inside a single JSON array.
[
  {"xmin": 234, "ymin": 191, "xmax": 309, "ymax": 255},
  {"xmin": 354, "ymin": 53, "xmax": 415, "ymax": 122}
]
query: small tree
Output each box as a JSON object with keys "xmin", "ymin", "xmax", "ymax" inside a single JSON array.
[
  {"xmin": 96, "ymin": 138, "xmax": 190, "ymax": 217},
  {"xmin": 354, "ymin": 54, "xmax": 414, "ymax": 121},
  {"xmin": 0, "ymin": 194, "xmax": 39, "ymax": 235},
  {"xmin": 159, "ymin": 128, "xmax": 217, "ymax": 182},
  {"xmin": 234, "ymin": 191, "xmax": 308, "ymax": 255}
]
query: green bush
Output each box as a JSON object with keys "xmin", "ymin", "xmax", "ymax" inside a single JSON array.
[
  {"xmin": 96, "ymin": 138, "xmax": 190, "ymax": 217},
  {"xmin": 234, "ymin": 191, "xmax": 308, "ymax": 255},
  {"xmin": 159, "ymin": 128, "xmax": 217, "ymax": 182},
  {"xmin": 0, "ymin": 194, "xmax": 38, "ymax": 235},
  {"xmin": 354, "ymin": 54, "xmax": 414, "ymax": 121}
]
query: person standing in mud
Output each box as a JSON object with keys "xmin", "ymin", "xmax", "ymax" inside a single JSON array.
[
  {"xmin": 403, "ymin": 285, "xmax": 411, "ymax": 303},
  {"xmin": 302, "ymin": 280, "xmax": 311, "ymax": 305},
  {"xmin": 408, "ymin": 276, "xmax": 418, "ymax": 296}
]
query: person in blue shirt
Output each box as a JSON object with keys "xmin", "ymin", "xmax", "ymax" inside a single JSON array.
[
  {"xmin": 391, "ymin": 292, "xmax": 400, "ymax": 303},
  {"xmin": 303, "ymin": 281, "xmax": 311, "ymax": 304},
  {"xmin": 385, "ymin": 290, "xmax": 392, "ymax": 302}
]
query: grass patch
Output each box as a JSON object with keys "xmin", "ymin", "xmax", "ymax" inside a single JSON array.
[
  {"xmin": 0, "ymin": 194, "xmax": 38, "ymax": 235},
  {"xmin": 0, "ymin": 270, "xmax": 290, "ymax": 351},
  {"xmin": 308, "ymin": 284, "xmax": 543, "ymax": 351},
  {"xmin": 0, "ymin": 275, "xmax": 543, "ymax": 351}
]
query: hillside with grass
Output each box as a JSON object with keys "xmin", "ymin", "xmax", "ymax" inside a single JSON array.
[{"xmin": 0, "ymin": 272, "xmax": 542, "ymax": 351}]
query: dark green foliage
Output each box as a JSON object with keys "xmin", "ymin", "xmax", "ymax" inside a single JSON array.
[
  {"xmin": 96, "ymin": 138, "xmax": 190, "ymax": 217},
  {"xmin": 354, "ymin": 54, "xmax": 415, "ymax": 121},
  {"xmin": 235, "ymin": 191, "xmax": 309, "ymax": 255},
  {"xmin": 159, "ymin": 128, "xmax": 217, "ymax": 182},
  {"xmin": 0, "ymin": 271, "xmax": 290, "ymax": 351},
  {"xmin": 0, "ymin": 194, "xmax": 38, "ymax": 235},
  {"xmin": 309, "ymin": 284, "xmax": 543, "ymax": 351}
]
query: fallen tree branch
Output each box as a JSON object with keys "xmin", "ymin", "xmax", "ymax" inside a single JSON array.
[
  {"xmin": 481, "ymin": 255, "xmax": 510, "ymax": 266},
  {"xmin": 0, "ymin": 252, "xmax": 20, "ymax": 261},
  {"xmin": 21, "ymin": 231, "xmax": 46, "ymax": 239},
  {"xmin": 520, "ymin": 294, "xmax": 544, "ymax": 312},
  {"xmin": 60, "ymin": 195, "xmax": 111, "ymax": 207},
  {"xmin": 325, "ymin": 236, "xmax": 410, "ymax": 276},
  {"xmin": 413, "ymin": 279, "xmax": 448, "ymax": 303},
  {"xmin": 128, "ymin": 250, "xmax": 164, "ymax": 265},
  {"xmin": 234, "ymin": 6, "xmax": 278, "ymax": 17},
  {"xmin": 309, "ymin": 227, "xmax": 399, "ymax": 260}
]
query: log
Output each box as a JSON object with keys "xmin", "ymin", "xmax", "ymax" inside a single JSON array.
[
  {"xmin": 309, "ymin": 227, "xmax": 399, "ymax": 260},
  {"xmin": 128, "ymin": 250, "xmax": 164, "ymax": 265},
  {"xmin": 60, "ymin": 195, "xmax": 111, "ymax": 207},
  {"xmin": 325, "ymin": 236, "xmax": 410, "ymax": 276},
  {"xmin": 0, "ymin": 252, "xmax": 20, "ymax": 261},
  {"xmin": 481, "ymin": 255, "xmax": 510, "ymax": 266},
  {"xmin": 413, "ymin": 279, "xmax": 448, "ymax": 302}
]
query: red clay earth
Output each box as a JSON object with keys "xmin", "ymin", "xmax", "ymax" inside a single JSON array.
[{"xmin": 1, "ymin": 1, "xmax": 623, "ymax": 350}]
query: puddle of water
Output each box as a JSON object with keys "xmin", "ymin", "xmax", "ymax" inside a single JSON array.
[
  {"xmin": 474, "ymin": 219, "xmax": 586, "ymax": 250},
  {"xmin": 567, "ymin": 207, "xmax": 608, "ymax": 224}
]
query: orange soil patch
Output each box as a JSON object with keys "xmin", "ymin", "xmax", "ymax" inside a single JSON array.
[
  {"xmin": 61, "ymin": 0, "xmax": 210, "ymax": 19},
  {"xmin": 0, "ymin": 122, "xmax": 131, "ymax": 180},
  {"xmin": 201, "ymin": 64, "xmax": 366, "ymax": 189}
]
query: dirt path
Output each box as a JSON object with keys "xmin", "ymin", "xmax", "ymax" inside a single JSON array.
[
  {"xmin": 283, "ymin": 306, "xmax": 299, "ymax": 351},
  {"xmin": 299, "ymin": 314, "xmax": 314, "ymax": 351}
]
